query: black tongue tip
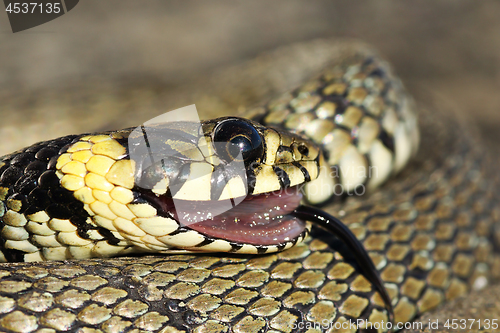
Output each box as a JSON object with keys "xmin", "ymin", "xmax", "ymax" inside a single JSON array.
[{"xmin": 290, "ymin": 205, "xmax": 394, "ymax": 324}]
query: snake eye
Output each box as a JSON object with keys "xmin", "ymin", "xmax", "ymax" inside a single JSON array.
[{"xmin": 213, "ymin": 119, "xmax": 264, "ymax": 163}]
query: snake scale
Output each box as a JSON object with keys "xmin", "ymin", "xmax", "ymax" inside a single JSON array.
[{"xmin": 0, "ymin": 39, "xmax": 498, "ymax": 333}]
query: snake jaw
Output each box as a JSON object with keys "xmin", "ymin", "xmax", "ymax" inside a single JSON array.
[
  {"xmin": 140, "ymin": 185, "xmax": 307, "ymax": 247},
  {"xmin": 179, "ymin": 186, "xmax": 307, "ymax": 246},
  {"xmin": 121, "ymin": 117, "xmax": 323, "ymax": 253}
]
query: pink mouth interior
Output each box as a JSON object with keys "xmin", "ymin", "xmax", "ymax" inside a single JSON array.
[{"xmin": 166, "ymin": 187, "xmax": 305, "ymax": 246}]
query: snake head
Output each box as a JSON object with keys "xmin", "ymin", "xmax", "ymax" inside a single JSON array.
[
  {"xmin": 111, "ymin": 116, "xmax": 323, "ymax": 253},
  {"xmin": 51, "ymin": 116, "xmax": 328, "ymax": 256}
]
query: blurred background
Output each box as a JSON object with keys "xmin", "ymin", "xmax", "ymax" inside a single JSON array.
[
  {"xmin": 0, "ymin": 1, "xmax": 499, "ymax": 331},
  {"xmin": 0, "ymin": 1, "xmax": 499, "ymax": 141}
]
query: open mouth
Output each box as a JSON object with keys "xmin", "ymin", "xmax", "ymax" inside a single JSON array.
[
  {"xmin": 185, "ymin": 187, "xmax": 305, "ymax": 245},
  {"xmin": 144, "ymin": 186, "xmax": 306, "ymax": 246}
]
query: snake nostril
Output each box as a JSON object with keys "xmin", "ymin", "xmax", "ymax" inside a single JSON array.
[{"xmin": 297, "ymin": 144, "xmax": 309, "ymax": 156}]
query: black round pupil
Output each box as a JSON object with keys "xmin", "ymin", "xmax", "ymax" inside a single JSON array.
[
  {"xmin": 227, "ymin": 135, "xmax": 252, "ymax": 159},
  {"xmin": 213, "ymin": 119, "xmax": 264, "ymax": 163}
]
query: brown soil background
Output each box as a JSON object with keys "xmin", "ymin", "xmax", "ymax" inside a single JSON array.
[{"xmin": 0, "ymin": 1, "xmax": 499, "ymax": 332}]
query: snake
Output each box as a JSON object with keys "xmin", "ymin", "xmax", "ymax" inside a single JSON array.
[{"xmin": 0, "ymin": 39, "xmax": 497, "ymax": 333}]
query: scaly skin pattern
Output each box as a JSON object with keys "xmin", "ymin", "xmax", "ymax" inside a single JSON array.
[
  {"xmin": 0, "ymin": 117, "xmax": 320, "ymax": 262},
  {"xmin": 0, "ymin": 44, "xmax": 498, "ymax": 332}
]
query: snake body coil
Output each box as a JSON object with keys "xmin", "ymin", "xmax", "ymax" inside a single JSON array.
[{"xmin": 0, "ymin": 42, "xmax": 497, "ymax": 332}]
